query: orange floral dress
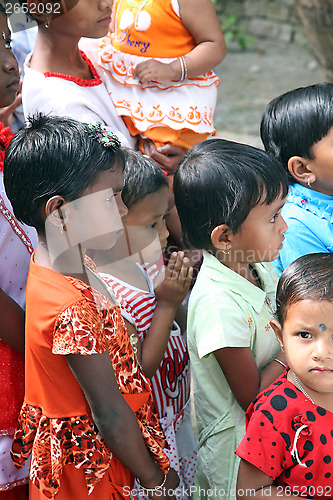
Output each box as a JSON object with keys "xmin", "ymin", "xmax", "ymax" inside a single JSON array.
[{"xmin": 11, "ymin": 255, "xmax": 170, "ymax": 499}]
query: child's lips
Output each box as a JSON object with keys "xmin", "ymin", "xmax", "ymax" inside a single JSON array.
[
  {"xmin": 98, "ymin": 15, "xmax": 111, "ymax": 24},
  {"xmin": 277, "ymin": 236, "xmax": 285, "ymax": 251},
  {"xmin": 310, "ymin": 366, "xmax": 333, "ymax": 373},
  {"xmin": 6, "ymin": 77, "xmax": 20, "ymax": 91}
]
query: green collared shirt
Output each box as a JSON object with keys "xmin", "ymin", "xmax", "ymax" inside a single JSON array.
[{"xmin": 188, "ymin": 251, "xmax": 279, "ymax": 497}]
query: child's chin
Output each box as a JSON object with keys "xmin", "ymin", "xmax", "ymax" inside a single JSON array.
[
  {"xmin": 86, "ymin": 231, "xmax": 123, "ymax": 251},
  {"xmin": 143, "ymin": 250, "xmax": 163, "ymax": 263}
]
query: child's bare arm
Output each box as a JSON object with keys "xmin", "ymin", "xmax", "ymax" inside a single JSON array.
[
  {"xmin": 237, "ymin": 460, "xmax": 299, "ymax": 499},
  {"xmin": 67, "ymin": 350, "xmax": 179, "ymax": 498},
  {"xmin": 178, "ymin": 0, "xmax": 227, "ymax": 75},
  {"xmin": 174, "ymin": 303, "xmax": 187, "ymax": 334},
  {"xmin": 134, "ymin": 0, "xmax": 226, "ymax": 84},
  {"xmin": 0, "ymin": 288, "xmax": 25, "ymax": 353},
  {"xmin": 142, "ymin": 252, "xmax": 192, "ymax": 378},
  {"xmin": 213, "ymin": 347, "xmax": 286, "ymax": 411}
]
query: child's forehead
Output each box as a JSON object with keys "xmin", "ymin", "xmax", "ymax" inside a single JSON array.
[
  {"xmin": 248, "ymin": 190, "xmax": 286, "ymax": 215},
  {"xmin": 131, "ymin": 187, "xmax": 168, "ymax": 206},
  {"xmin": 312, "ymin": 125, "xmax": 333, "ymax": 150},
  {"xmin": 284, "ymin": 299, "xmax": 333, "ymax": 322}
]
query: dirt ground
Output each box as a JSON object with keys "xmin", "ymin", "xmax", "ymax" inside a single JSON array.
[{"xmin": 213, "ymin": 39, "xmax": 325, "ymax": 147}]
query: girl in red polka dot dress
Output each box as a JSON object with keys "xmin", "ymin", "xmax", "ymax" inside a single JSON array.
[{"xmin": 236, "ymin": 253, "xmax": 333, "ymax": 499}]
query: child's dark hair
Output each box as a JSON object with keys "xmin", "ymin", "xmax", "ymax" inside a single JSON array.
[
  {"xmin": 0, "ymin": 1, "xmax": 11, "ymax": 15},
  {"xmin": 276, "ymin": 253, "xmax": 333, "ymax": 326},
  {"xmin": 121, "ymin": 149, "xmax": 168, "ymax": 209},
  {"xmin": 4, "ymin": 114, "xmax": 125, "ymax": 229},
  {"xmin": 173, "ymin": 138, "xmax": 289, "ymax": 250},
  {"xmin": 260, "ymin": 83, "xmax": 333, "ymax": 183},
  {"xmin": 0, "ymin": 0, "xmax": 23, "ymax": 15}
]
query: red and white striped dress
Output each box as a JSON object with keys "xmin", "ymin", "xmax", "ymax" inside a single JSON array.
[{"xmin": 101, "ymin": 263, "xmax": 197, "ymax": 498}]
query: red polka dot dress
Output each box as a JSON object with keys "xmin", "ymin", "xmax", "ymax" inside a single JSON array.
[{"xmin": 236, "ymin": 370, "xmax": 333, "ymax": 498}]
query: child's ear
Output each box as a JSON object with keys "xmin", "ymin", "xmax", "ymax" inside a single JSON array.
[
  {"xmin": 288, "ymin": 156, "xmax": 316, "ymax": 185},
  {"xmin": 45, "ymin": 196, "xmax": 68, "ymax": 229},
  {"xmin": 210, "ymin": 224, "xmax": 231, "ymax": 252},
  {"xmin": 270, "ymin": 319, "xmax": 284, "ymax": 349},
  {"xmin": 27, "ymin": 0, "xmax": 60, "ymax": 24}
]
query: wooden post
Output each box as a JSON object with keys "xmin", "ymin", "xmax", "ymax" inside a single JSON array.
[{"xmin": 296, "ymin": 0, "xmax": 333, "ymax": 82}]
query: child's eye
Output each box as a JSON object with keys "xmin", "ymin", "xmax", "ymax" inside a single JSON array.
[
  {"xmin": 298, "ymin": 331, "xmax": 312, "ymax": 339},
  {"xmin": 150, "ymin": 222, "xmax": 157, "ymax": 229},
  {"xmin": 269, "ymin": 212, "xmax": 280, "ymax": 223},
  {"xmin": 5, "ymin": 37, "xmax": 12, "ymax": 49}
]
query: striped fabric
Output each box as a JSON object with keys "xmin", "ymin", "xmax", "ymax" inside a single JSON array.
[{"xmin": 100, "ymin": 263, "xmax": 191, "ymax": 418}]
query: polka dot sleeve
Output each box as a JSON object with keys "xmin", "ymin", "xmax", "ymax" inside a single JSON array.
[
  {"xmin": 237, "ymin": 373, "xmax": 333, "ymax": 495},
  {"xmin": 52, "ymin": 298, "xmax": 109, "ymax": 355},
  {"xmin": 236, "ymin": 376, "xmax": 316, "ymax": 480},
  {"xmin": 236, "ymin": 396, "xmax": 297, "ymax": 478}
]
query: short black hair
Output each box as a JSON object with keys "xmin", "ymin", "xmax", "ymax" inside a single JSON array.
[
  {"xmin": 4, "ymin": 114, "xmax": 125, "ymax": 229},
  {"xmin": 276, "ymin": 253, "xmax": 333, "ymax": 326},
  {"xmin": 260, "ymin": 83, "xmax": 333, "ymax": 183},
  {"xmin": 173, "ymin": 138, "xmax": 289, "ymax": 250},
  {"xmin": 121, "ymin": 149, "xmax": 168, "ymax": 209},
  {"xmin": 0, "ymin": 1, "xmax": 14, "ymax": 15},
  {"xmin": 0, "ymin": 0, "xmax": 9, "ymax": 13},
  {"xmin": 1, "ymin": 1, "xmax": 31, "ymax": 17}
]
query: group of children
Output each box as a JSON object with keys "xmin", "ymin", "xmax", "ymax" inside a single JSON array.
[{"xmin": 0, "ymin": 0, "xmax": 332, "ymax": 499}]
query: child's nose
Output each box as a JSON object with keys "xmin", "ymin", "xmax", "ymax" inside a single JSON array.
[
  {"xmin": 117, "ymin": 198, "xmax": 128, "ymax": 219},
  {"xmin": 159, "ymin": 222, "xmax": 169, "ymax": 243},
  {"xmin": 280, "ymin": 215, "xmax": 288, "ymax": 234},
  {"xmin": 3, "ymin": 53, "xmax": 19, "ymax": 74},
  {"xmin": 312, "ymin": 339, "xmax": 333, "ymax": 360},
  {"xmin": 99, "ymin": 0, "xmax": 112, "ymax": 9}
]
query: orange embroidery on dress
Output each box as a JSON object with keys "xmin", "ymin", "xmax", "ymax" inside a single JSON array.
[
  {"xmin": 113, "ymin": 59, "xmax": 128, "ymax": 77},
  {"xmin": 265, "ymin": 324, "xmax": 271, "ymax": 331},
  {"xmin": 114, "ymin": 99, "xmax": 214, "ymax": 128},
  {"xmin": 170, "ymin": 107, "xmax": 181, "ymax": 121},
  {"xmin": 188, "ymin": 106, "xmax": 201, "ymax": 126},
  {"xmin": 248, "ymin": 317, "xmax": 253, "ymax": 326},
  {"xmin": 149, "ymin": 105, "xmax": 163, "ymax": 119}
]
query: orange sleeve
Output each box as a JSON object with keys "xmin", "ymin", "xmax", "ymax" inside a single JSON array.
[{"xmin": 52, "ymin": 299, "xmax": 109, "ymax": 355}]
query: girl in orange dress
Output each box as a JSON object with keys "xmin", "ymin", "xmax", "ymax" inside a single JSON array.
[
  {"xmin": 5, "ymin": 114, "xmax": 179, "ymax": 499},
  {"xmin": 99, "ymin": 0, "xmax": 227, "ymax": 150}
]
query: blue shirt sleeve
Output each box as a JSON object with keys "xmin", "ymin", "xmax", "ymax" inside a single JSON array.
[{"xmin": 274, "ymin": 212, "xmax": 332, "ymax": 276}]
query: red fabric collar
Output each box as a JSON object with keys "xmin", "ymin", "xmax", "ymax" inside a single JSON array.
[
  {"xmin": 0, "ymin": 122, "xmax": 14, "ymax": 172},
  {"xmin": 43, "ymin": 51, "xmax": 102, "ymax": 87}
]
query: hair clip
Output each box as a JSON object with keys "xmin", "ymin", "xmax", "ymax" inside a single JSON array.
[{"xmin": 87, "ymin": 123, "xmax": 121, "ymax": 150}]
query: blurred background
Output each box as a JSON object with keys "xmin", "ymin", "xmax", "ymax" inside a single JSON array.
[{"xmin": 213, "ymin": 0, "xmax": 329, "ymax": 146}]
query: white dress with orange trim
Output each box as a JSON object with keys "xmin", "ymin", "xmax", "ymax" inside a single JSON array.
[
  {"xmin": 22, "ymin": 50, "xmax": 135, "ymax": 149},
  {"xmin": 98, "ymin": 0, "xmax": 220, "ymax": 149}
]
